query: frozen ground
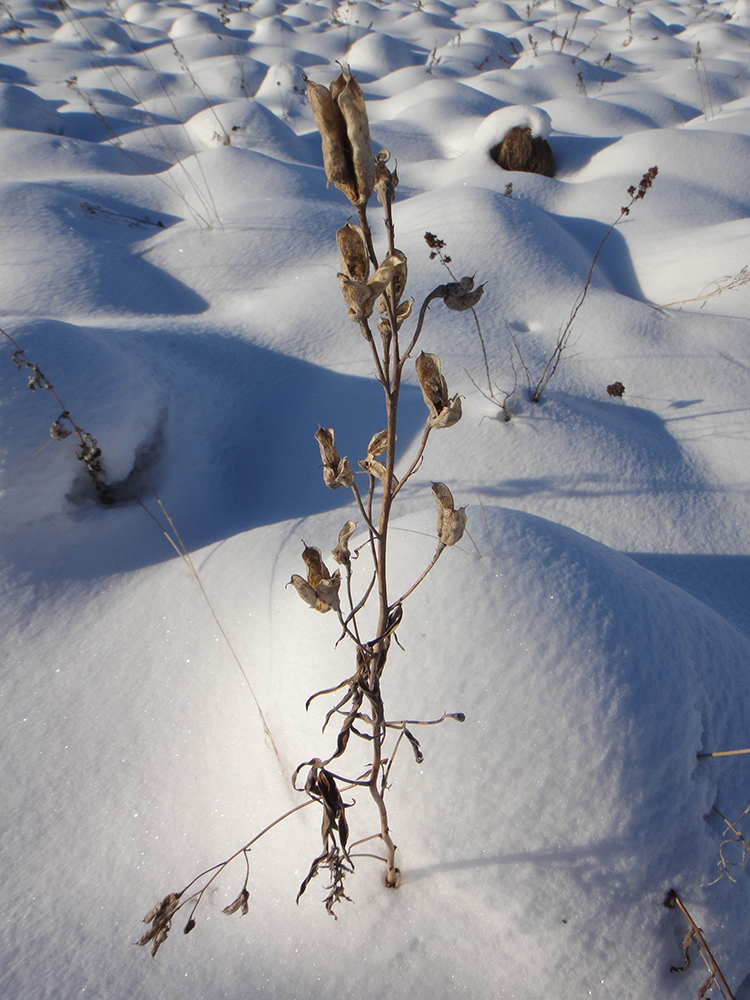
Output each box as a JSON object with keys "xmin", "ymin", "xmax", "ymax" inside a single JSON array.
[{"xmin": 1, "ymin": 0, "xmax": 750, "ymax": 997}]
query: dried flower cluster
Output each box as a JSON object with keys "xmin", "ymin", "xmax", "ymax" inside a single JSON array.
[{"xmin": 140, "ymin": 69, "xmax": 480, "ymax": 949}]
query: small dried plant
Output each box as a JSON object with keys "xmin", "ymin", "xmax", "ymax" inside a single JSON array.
[
  {"xmin": 525, "ymin": 166, "xmax": 658, "ymax": 403},
  {"xmin": 1, "ymin": 326, "xmax": 112, "ymax": 503},
  {"xmin": 138, "ymin": 69, "xmax": 481, "ymax": 953}
]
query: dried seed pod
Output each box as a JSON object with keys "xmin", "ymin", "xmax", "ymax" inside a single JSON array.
[
  {"xmin": 331, "ymin": 520, "xmax": 357, "ymax": 565},
  {"xmin": 306, "ymin": 71, "xmax": 374, "ymax": 206},
  {"xmin": 223, "ymin": 888, "xmax": 249, "ymax": 916},
  {"xmin": 377, "ymin": 250, "xmax": 407, "ymax": 312},
  {"xmin": 443, "ymin": 275, "xmax": 485, "ymax": 311},
  {"xmin": 305, "ymin": 76, "xmax": 356, "ymax": 202},
  {"xmin": 416, "ymin": 351, "xmax": 447, "ymax": 411},
  {"xmin": 288, "ymin": 548, "xmax": 342, "ymax": 614},
  {"xmin": 337, "ymin": 223, "xmax": 369, "ymax": 281},
  {"xmin": 359, "ymin": 456, "xmax": 389, "ymax": 484},
  {"xmin": 366, "ymin": 429, "xmax": 389, "ymax": 459},
  {"xmin": 338, "ymin": 274, "xmax": 376, "ymax": 322},
  {"xmin": 374, "ymin": 148, "xmax": 398, "ymax": 206},
  {"xmin": 415, "ymin": 352, "xmax": 462, "ymax": 429},
  {"xmin": 315, "ymin": 426, "xmax": 355, "ymax": 488},
  {"xmin": 367, "ymin": 255, "xmax": 402, "ymax": 297},
  {"xmin": 431, "ymin": 393, "xmax": 462, "ymax": 429},
  {"xmin": 288, "ymin": 573, "xmax": 320, "ymax": 610},
  {"xmin": 335, "ymin": 72, "xmax": 375, "ymax": 206},
  {"xmin": 302, "ymin": 545, "xmax": 330, "ymax": 590},
  {"xmin": 432, "ymin": 481, "xmax": 467, "ymax": 547}
]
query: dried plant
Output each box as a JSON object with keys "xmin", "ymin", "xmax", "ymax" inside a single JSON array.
[
  {"xmin": 664, "ymin": 889, "xmax": 736, "ymax": 1000},
  {"xmin": 2, "ymin": 326, "xmax": 112, "ymax": 503},
  {"xmin": 138, "ymin": 69, "xmax": 480, "ymax": 949},
  {"xmin": 703, "ymin": 803, "xmax": 750, "ymax": 887},
  {"xmin": 527, "ymin": 166, "xmax": 658, "ymax": 403}
]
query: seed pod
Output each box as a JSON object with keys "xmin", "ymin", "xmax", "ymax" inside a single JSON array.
[
  {"xmin": 315, "ymin": 426, "xmax": 355, "ymax": 488},
  {"xmin": 366, "ymin": 429, "xmax": 389, "ymax": 459},
  {"xmin": 359, "ymin": 456, "xmax": 389, "ymax": 484},
  {"xmin": 367, "ymin": 254, "xmax": 402, "ymax": 297},
  {"xmin": 289, "ymin": 547, "xmax": 342, "ymax": 613},
  {"xmin": 338, "ymin": 274, "xmax": 376, "ymax": 321},
  {"xmin": 377, "ymin": 250, "xmax": 407, "ymax": 311},
  {"xmin": 415, "ymin": 352, "xmax": 463, "ymax": 429},
  {"xmin": 443, "ymin": 275, "xmax": 485, "ymax": 311},
  {"xmin": 374, "ymin": 148, "xmax": 398, "ymax": 206},
  {"xmin": 337, "ymin": 223, "xmax": 369, "ymax": 281},
  {"xmin": 331, "ymin": 520, "xmax": 357, "ymax": 565},
  {"xmin": 432, "ymin": 481, "xmax": 467, "ymax": 547},
  {"xmin": 335, "ymin": 72, "xmax": 375, "ymax": 206},
  {"xmin": 305, "ymin": 76, "xmax": 356, "ymax": 202}
]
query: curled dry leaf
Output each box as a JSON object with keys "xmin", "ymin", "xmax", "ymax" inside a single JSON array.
[
  {"xmin": 331, "ymin": 520, "xmax": 357, "ymax": 565},
  {"xmin": 415, "ymin": 352, "xmax": 462, "ymax": 429},
  {"xmin": 442, "ymin": 275, "xmax": 485, "ymax": 312},
  {"xmin": 432, "ymin": 481, "xmax": 467, "ymax": 547}
]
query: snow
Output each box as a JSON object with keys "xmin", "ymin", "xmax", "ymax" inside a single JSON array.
[{"xmin": 1, "ymin": 0, "xmax": 750, "ymax": 997}]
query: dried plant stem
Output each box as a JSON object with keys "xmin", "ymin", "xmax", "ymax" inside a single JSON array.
[
  {"xmin": 137, "ymin": 491, "xmax": 282, "ymax": 766},
  {"xmin": 697, "ymin": 748, "xmax": 750, "ymax": 758},
  {"xmin": 664, "ymin": 889, "xmax": 736, "ymax": 1000},
  {"xmin": 395, "ymin": 544, "xmax": 444, "ymax": 605},
  {"xmin": 393, "ymin": 423, "xmax": 431, "ymax": 498}
]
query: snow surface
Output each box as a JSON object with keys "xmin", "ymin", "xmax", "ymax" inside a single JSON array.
[{"xmin": 1, "ymin": 0, "xmax": 750, "ymax": 997}]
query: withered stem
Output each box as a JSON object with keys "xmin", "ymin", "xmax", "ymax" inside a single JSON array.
[
  {"xmin": 394, "ymin": 544, "xmax": 445, "ymax": 606},
  {"xmin": 665, "ymin": 889, "xmax": 736, "ymax": 1000},
  {"xmin": 392, "ymin": 422, "xmax": 431, "ymax": 499},
  {"xmin": 357, "ymin": 203, "xmax": 379, "ymax": 270}
]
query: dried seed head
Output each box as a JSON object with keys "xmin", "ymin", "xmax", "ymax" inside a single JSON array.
[
  {"xmin": 331, "ymin": 520, "xmax": 357, "ymax": 565},
  {"xmin": 443, "ymin": 275, "xmax": 485, "ymax": 311},
  {"xmin": 432, "ymin": 482, "xmax": 467, "ymax": 547}
]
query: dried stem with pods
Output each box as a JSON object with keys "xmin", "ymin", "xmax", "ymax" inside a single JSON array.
[
  {"xmin": 138, "ymin": 69, "xmax": 482, "ymax": 954},
  {"xmin": 1, "ymin": 326, "xmax": 112, "ymax": 503}
]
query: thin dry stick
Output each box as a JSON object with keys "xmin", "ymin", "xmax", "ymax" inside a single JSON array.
[
  {"xmin": 697, "ymin": 748, "xmax": 750, "ymax": 758},
  {"xmin": 664, "ymin": 889, "xmax": 736, "ymax": 1000},
  {"xmin": 655, "ymin": 266, "xmax": 750, "ymax": 310},
  {"xmin": 137, "ymin": 491, "xmax": 282, "ymax": 766}
]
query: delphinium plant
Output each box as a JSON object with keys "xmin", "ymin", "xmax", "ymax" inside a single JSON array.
[{"xmin": 138, "ymin": 69, "xmax": 483, "ymax": 955}]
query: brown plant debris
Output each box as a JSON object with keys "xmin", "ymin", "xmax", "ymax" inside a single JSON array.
[
  {"xmin": 607, "ymin": 381, "xmax": 625, "ymax": 397},
  {"xmin": 490, "ymin": 126, "xmax": 554, "ymax": 176}
]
